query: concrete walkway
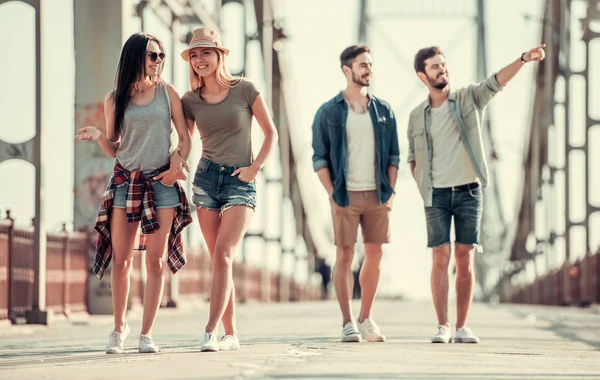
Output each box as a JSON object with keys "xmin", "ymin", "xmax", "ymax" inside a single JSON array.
[{"xmin": 1, "ymin": 300, "xmax": 599, "ymax": 379}]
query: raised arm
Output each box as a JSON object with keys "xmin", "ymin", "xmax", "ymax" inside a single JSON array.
[
  {"xmin": 470, "ymin": 44, "xmax": 546, "ymax": 110},
  {"xmin": 495, "ymin": 44, "xmax": 546, "ymax": 87}
]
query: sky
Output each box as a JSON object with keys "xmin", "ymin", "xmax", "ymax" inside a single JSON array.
[{"xmin": 0, "ymin": 0, "xmax": 598, "ymax": 300}]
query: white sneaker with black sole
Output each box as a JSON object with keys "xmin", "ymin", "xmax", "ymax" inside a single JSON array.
[
  {"xmin": 200, "ymin": 332, "xmax": 220, "ymax": 352},
  {"xmin": 105, "ymin": 323, "xmax": 130, "ymax": 354},
  {"xmin": 219, "ymin": 335, "xmax": 240, "ymax": 351},
  {"xmin": 357, "ymin": 318, "xmax": 386, "ymax": 342},
  {"xmin": 431, "ymin": 324, "xmax": 452, "ymax": 343},
  {"xmin": 138, "ymin": 334, "xmax": 160, "ymax": 353},
  {"xmin": 341, "ymin": 321, "xmax": 362, "ymax": 343},
  {"xmin": 454, "ymin": 326, "xmax": 480, "ymax": 343}
]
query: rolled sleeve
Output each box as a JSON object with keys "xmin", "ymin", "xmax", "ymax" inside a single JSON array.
[
  {"xmin": 486, "ymin": 73, "xmax": 503, "ymax": 92},
  {"xmin": 313, "ymin": 158, "xmax": 329, "ymax": 172},
  {"xmin": 470, "ymin": 73, "xmax": 504, "ymax": 110},
  {"xmin": 311, "ymin": 107, "xmax": 330, "ymax": 172}
]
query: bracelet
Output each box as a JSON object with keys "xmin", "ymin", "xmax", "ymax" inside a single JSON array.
[{"xmin": 520, "ymin": 52, "xmax": 528, "ymax": 63}]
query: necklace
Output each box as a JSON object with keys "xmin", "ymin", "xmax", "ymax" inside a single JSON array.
[
  {"xmin": 131, "ymin": 78, "xmax": 155, "ymax": 94},
  {"xmin": 342, "ymin": 90, "xmax": 368, "ymax": 114}
]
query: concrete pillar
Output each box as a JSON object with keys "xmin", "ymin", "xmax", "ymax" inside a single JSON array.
[{"xmin": 74, "ymin": 0, "xmax": 132, "ymax": 314}]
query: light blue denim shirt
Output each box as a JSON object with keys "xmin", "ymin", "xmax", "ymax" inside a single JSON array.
[{"xmin": 407, "ymin": 74, "xmax": 503, "ymax": 207}]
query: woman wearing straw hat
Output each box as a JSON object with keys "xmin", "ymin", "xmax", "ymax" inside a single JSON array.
[
  {"xmin": 180, "ymin": 27, "xmax": 278, "ymax": 352},
  {"xmin": 76, "ymin": 33, "xmax": 193, "ymax": 354}
]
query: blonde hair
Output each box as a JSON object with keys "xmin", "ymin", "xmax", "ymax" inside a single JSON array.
[{"xmin": 188, "ymin": 48, "xmax": 243, "ymax": 91}]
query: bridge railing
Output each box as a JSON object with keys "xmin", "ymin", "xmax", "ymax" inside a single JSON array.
[
  {"xmin": 500, "ymin": 247, "xmax": 600, "ymax": 307},
  {"xmin": 0, "ymin": 211, "xmax": 322, "ymax": 324}
]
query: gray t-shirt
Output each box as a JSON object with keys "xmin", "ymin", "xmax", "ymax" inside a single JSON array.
[
  {"xmin": 430, "ymin": 100, "xmax": 478, "ymax": 187},
  {"xmin": 116, "ymin": 83, "xmax": 172, "ymax": 174},
  {"xmin": 181, "ymin": 79, "xmax": 260, "ymax": 166}
]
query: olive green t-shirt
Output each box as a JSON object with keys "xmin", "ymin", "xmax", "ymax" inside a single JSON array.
[{"xmin": 181, "ymin": 79, "xmax": 260, "ymax": 166}]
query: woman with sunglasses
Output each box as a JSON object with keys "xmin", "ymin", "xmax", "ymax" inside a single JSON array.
[
  {"xmin": 76, "ymin": 33, "xmax": 193, "ymax": 354},
  {"xmin": 180, "ymin": 27, "xmax": 278, "ymax": 352}
]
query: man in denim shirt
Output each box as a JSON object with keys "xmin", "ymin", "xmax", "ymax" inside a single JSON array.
[
  {"xmin": 312, "ymin": 45, "xmax": 400, "ymax": 343},
  {"xmin": 407, "ymin": 45, "xmax": 546, "ymax": 344}
]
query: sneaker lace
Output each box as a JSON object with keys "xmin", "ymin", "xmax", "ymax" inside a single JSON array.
[
  {"xmin": 366, "ymin": 320, "xmax": 381, "ymax": 335},
  {"xmin": 343, "ymin": 323, "xmax": 356, "ymax": 335},
  {"xmin": 459, "ymin": 326, "xmax": 472, "ymax": 335},
  {"xmin": 108, "ymin": 331, "xmax": 121, "ymax": 346},
  {"xmin": 139, "ymin": 335, "xmax": 153, "ymax": 346},
  {"xmin": 437, "ymin": 325, "xmax": 448, "ymax": 336}
]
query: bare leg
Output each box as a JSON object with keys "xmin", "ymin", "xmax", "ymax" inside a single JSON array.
[
  {"xmin": 358, "ymin": 243, "xmax": 383, "ymax": 322},
  {"xmin": 334, "ymin": 245, "xmax": 355, "ymax": 326},
  {"xmin": 140, "ymin": 208, "xmax": 175, "ymax": 336},
  {"xmin": 204, "ymin": 206, "xmax": 253, "ymax": 334},
  {"xmin": 455, "ymin": 243, "xmax": 476, "ymax": 329},
  {"xmin": 109, "ymin": 208, "xmax": 139, "ymax": 333},
  {"xmin": 197, "ymin": 209, "xmax": 237, "ymax": 336},
  {"xmin": 431, "ymin": 244, "xmax": 451, "ymax": 327}
]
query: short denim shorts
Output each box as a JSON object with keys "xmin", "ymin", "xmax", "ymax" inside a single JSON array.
[
  {"xmin": 192, "ymin": 157, "xmax": 257, "ymax": 216},
  {"xmin": 424, "ymin": 183, "xmax": 483, "ymax": 248},
  {"xmin": 113, "ymin": 180, "xmax": 181, "ymax": 209}
]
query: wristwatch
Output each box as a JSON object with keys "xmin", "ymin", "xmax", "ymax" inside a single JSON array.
[{"xmin": 520, "ymin": 52, "xmax": 528, "ymax": 63}]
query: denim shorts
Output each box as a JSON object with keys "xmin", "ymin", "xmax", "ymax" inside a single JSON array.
[
  {"xmin": 192, "ymin": 157, "xmax": 257, "ymax": 216},
  {"xmin": 424, "ymin": 183, "xmax": 483, "ymax": 248},
  {"xmin": 113, "ymin": 180, "xmax": 181, "ymax": 209}
]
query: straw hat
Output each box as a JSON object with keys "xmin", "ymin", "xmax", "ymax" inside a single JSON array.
[{"xmin": 180, "ymin": 27, "xmax": 229, "ymax": 61}]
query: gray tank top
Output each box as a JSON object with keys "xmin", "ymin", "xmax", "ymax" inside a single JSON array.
[{"xmin": 116, "ymin": 83, "xmax": 172, "ymax": 174}]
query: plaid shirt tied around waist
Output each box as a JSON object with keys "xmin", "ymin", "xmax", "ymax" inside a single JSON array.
[{"xmin": 93, "ymin": 162, "xmax": 192, "ymax": 279}]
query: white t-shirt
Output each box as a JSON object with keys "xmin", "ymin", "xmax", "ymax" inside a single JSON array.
[
  {"xmin": 429, "ymin": 100, "xmax": 479, "ymax": 187},
  {"xmin": 346, "ymin": 109, "xmax": 376, "ymax": 191}
]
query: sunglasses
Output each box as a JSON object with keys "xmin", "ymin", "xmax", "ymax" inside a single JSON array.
[{"xmin": 147, "ymin": 51, "xmax": 166, "ymax": 62}]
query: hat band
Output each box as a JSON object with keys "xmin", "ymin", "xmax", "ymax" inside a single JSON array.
[{"xmin": 190, "ymin": 38, "xmax": 219, "ymax": 47}]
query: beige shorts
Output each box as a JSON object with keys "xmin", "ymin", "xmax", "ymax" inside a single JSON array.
[{"xmin": 330, "ymin": 190, "xmax": 392, "ymax": 247}]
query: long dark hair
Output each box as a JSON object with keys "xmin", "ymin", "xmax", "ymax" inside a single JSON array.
[{"xmin": 112, "ymin": 33, "xmax": 165, "ymax": 138}]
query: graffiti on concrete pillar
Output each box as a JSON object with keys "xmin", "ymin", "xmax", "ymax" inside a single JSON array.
[{"xmin": 74, "ymin": 103, "xmax": 114, "ymax": 235}]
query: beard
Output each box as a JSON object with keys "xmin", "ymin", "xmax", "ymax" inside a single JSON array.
[
  {"xmin": 428, "ymin": 72, "xmax": 449, "ymax": 90},
  {"xmin": 351, "ymin": 71, "xmax": 371, "ymax": 87}
]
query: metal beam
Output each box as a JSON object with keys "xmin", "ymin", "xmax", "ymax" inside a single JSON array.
[
  {"xmin": 358, "ymin": 0, "xmax": 367, "ymax": 44},
  {"xmin": 188, "ymin": 0, "xmax": 220, "ymax": 32},
  {"xmin": 367, "ymin": 12, "xmax": 473, "ymax": 20}
]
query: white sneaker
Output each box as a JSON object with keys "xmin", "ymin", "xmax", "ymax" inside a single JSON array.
[
  {"xmin": 219, "ymin": 335, "xmax": 240, "ymax": 351},
  {"xmin": 105, "ymin": 323, "xmax": 130, "ymax": 354},
  {"xmin": 454, "ymin": 326, "xmax": 480, "ymax": 343},
  {"xmin": 357, "ymin": 318, "xmax": 386, "ymax": 342},
  {"xmin": 341, "ymin": 321, "xmax": 362, "ymax": 343},
  {"xmin": 431, "ymin": 324, "xmax": 452, "ymax": 343},
  {"xmin": 200, "ymin": 332, "xmax": 219, "ymax": 352},
  {"xmin": 138, "ymin": 334, "xmax": 160, "ymax": 353}
]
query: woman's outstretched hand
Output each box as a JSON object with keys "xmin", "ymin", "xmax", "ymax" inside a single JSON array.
[{"xmin": 75, "ymin": 126, "xmax": 102, "ymax": 141}]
